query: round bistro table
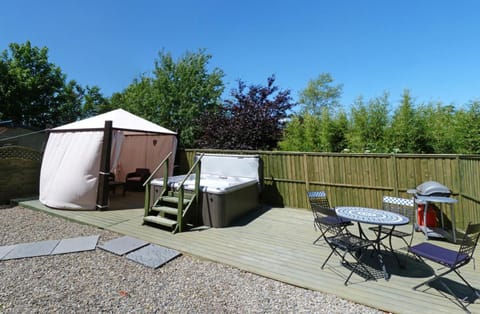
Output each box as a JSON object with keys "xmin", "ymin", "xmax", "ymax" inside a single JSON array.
[{"xmin": 335, "ymin": 206, "xmax": 409, "ymax": 280}]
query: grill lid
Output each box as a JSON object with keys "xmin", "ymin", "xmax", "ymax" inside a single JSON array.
[{"xmin": 415, "ymin": 181, "xmax": 451, "ymax": 197}]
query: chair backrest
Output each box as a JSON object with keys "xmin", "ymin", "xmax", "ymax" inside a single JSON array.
[
  {"xmin": 135, "ymin": 168, "xmax": 150, "ymax": 175},
  {"xmin": 382, "ymin": 196, "xmax": 415, "ymax": 221},
  {"xmin": 458, "ymin": 222, "xmax": 480, "ymax": 263},
  {"xmin": 307, "ymin": 191, "xmax": 346, "ymax": 236},
  {"xmin": 307, "ymin": 191, "xmax": 336, "ymax": 217}
]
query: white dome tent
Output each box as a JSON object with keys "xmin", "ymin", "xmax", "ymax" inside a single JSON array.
[{"xmin": 39, "ymin": 109, "xmax": 177, "ymax": 210}]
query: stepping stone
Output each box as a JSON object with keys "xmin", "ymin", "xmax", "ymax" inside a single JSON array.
[
  {"xmin": 0, "ymin": 245, "xmax": 17, "ymax": 260},
  {"xmin": 2, "ymin": 239, "xmax": 59, "ymax": 260},
  {"xmin": 126, "ymin": 244, "xmax": 181, "ymax": 268},
  {"xmin": 98, "ymin": 236, "xmax": 149, "ymax": 256},
  {"xmin": 51, "ymin": 235, "xmax": 99, "ymax": 255}
]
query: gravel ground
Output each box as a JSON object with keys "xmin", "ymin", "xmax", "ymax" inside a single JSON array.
[{"xmin": 0, "ymin": 206, "xmax": 386, "ymax": 313}]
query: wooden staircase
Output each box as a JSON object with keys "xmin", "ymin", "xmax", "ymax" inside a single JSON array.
[
  {"xmin": 142, "ymin": 153, "xmax": 203, "ymax": 233},
  {"xmin": 143, "ymin": 191, "xmax": 195, "ymax": 232}
]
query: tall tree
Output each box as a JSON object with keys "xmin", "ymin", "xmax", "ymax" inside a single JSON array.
[
  {"xmin": 298, "ymin": 73, "xmax": 343, "ymax": 115},
  {"xmin": 454, "ymin": 101, "xmax": 480, "ymax": 153},
  {"xmin": 0, "ymin": 41, "xmax": 85, "ymax": 128},
  {"xmin": 111, "ymin": 49, "xmax": 225, "ymax": 147},
  {"xmin": 347, "ymin": 92, "xmax": 389, "ymax": 152},
  {"xmin": 280, "ymin": 73, "xmax": 345, "ymax": 152},
  {"xmin": 417, "ymin": 102, "xmax": 456, "ymax": 153},
  {"xmin": 196, "ymin": 76, "xmax": 295, "ymax": 150},
  {"xmin": 279, "ymin": 113, "xmax": 322, "ymax": 152},
  {"xmin": 330, "ymin": 110, "xmax": 349, "ymax": 152},
  {"xmin": 386, "ymin": 90, "xmax": 431, "ymax": 153},
  {"xmin": 80, "ymin": 86, "xmax": 112, "ymax": 118},
  {"xmin": 278, "ymin": 115, "xmax": 308, "ymax": 151}
]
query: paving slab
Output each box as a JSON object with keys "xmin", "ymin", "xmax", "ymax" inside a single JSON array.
[
  {"xmin": 98, "ymin": 236, "xmax": 149, "ymax": 255},
  {"xmin": 51, "ymin": 235, "xmax": 100, "ymax": 255},
  {"xmin": 2, "ymin": 240, "xmax": 59, "ymax": 260},
  {"xmin": 0, "ymin": 245, "xmax": 17, "ymax": 260},
  {"xmin": 126, "ymin": 244, "xmax": 181, "ymax": 268}
]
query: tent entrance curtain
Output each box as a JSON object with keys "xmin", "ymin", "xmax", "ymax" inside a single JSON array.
[
  {"xmin": 39, "ymin": 131, "xmax": 104, "ymax": 210},
  {"xmin": 110, "ymin": 131, "xmax": 125, "ymax": 177}
]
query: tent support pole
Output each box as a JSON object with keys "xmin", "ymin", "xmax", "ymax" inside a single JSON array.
[{"xmin": 96, "ymin": 120, "xmax": 112, "ymax": 210}]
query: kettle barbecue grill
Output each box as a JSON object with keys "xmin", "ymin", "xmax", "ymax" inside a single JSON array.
[
  {"xmin": 413, "ymin": 181, "xmax": 451, "ymax": 197},
  {"xmin": 408, "ymin": 181, "xmax": 458, "ymax": 242}
]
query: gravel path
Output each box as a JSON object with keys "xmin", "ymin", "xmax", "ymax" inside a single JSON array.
[{"xmin": 0, "ymin": 206, "xmax": 386, "ymax": 313}]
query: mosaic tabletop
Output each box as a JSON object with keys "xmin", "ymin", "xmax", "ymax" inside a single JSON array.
[{"xmin": 335, "ymin": 206, "xmax": 409, "ymax": 226}]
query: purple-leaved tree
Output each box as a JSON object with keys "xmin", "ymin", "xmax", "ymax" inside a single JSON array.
[{"xmin": 196, "ymin": 75, "xmax": 295, "ymax": 150}]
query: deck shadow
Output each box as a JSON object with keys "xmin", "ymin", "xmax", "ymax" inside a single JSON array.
[
  {"xmin": 228, "ymin": 205, "xmax": 274, "ymax": 227},
  {"xmin": 418, "ymin": 277, "xmax": 480, "ymax": 312},
  {"xmin": 357, "ymin": 249, "xmax": 435, "ymax": 279},
  {"xmin": 108, "ymin": 192, "xmax": 145, "ymax": 210}
]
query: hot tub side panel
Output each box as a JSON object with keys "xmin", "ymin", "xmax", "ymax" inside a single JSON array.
[{"xmin": 201, "ymin": 184, "xmax": 259, "ymax": 228}]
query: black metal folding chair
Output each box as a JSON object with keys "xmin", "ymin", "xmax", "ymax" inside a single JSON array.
[
  {"xmin": 307, "ymin": 191, "xmax": 353, "ymax": 245},
  {"xmin": 408, "ymin": 222, "xmax": 480, "ymax": 312},
  {"xmin": 369, "ymin": 196, "xmax": 416, "ymax": 265},
  {"xmin": 312, "ymin": 200, "xmax": 376, "ymax": 285}
]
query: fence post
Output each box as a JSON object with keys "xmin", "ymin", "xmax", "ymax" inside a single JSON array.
[
  {"xmin": 391, "ymin": 153, "xmax": 398, "ymax": 196},
  {"xmin": 303, "ymin": 153, "xmax": 309, "ymax": 191}
]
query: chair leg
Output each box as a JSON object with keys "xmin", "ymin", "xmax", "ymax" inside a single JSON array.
[
  {"xmin": 321, "ymin": 248, "xmax": 336, "ymax": 269},
  {"xmin": 413, "ymin": 266, "xmax": 455, "ymax": 291},
  {"xmin": 313, "ymin": 229, "xmax": 327, "ymax": 244},
  {"xmin": 344, "ymin": 249, "xmax": 377, "ymax": 285},
  {"xmin": 454, "ymin": 269, "xmax": 480, "ymax": 297},
  {"xmin": 387, "ymin": 235, "xmax": 406, "ymax": 269},
  {"xmin": 437, "ymin": 279, "xmax": 472, "ymax": 313},
  {"xmin": 413, "ymin": 265, "xmax": 479, "ymax": 312}
]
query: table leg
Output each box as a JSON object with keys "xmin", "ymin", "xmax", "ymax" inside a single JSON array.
[
  {"xmin": 375, "ymin": 226, "xmax": 389, "ymax": 280},
  {"xmin": 358, "ymin": 223, "xmax": 390, "ymax": 280}
]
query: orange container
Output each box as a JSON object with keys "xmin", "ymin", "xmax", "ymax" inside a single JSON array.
[{"xmin": 417, "ymin": 204, "xmax": 437, "ymax": 227}]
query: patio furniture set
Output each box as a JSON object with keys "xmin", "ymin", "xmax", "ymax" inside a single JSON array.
[
  {"xmin": 108, "ymin": 168, "xmax": 151, "ymax": 196},
  {"xmin": 308, "ymin": 190, "xmax": 480, "ymax": 312}
]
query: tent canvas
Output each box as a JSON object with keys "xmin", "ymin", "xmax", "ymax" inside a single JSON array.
[{"xmin": 39, "ymin": 109, "xmax": 177, "ymax": 210}]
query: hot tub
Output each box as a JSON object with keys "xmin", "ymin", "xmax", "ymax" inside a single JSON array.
[{"xmin": 150, "ymin": 154, "xmax": 261, "ymax": 228}]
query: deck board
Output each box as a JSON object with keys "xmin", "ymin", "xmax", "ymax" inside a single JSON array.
[{"xmin": 20, "ymin": 199, "xmax": 480, "ymax": 314}]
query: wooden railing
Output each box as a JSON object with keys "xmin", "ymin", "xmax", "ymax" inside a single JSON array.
[
  {"xmin": 173, "ymin": 153, "xmax": 203, "ymax": 232},
  {"xmin": 143, "ymin": 152, "xmax": 172, "ymax": 216}
]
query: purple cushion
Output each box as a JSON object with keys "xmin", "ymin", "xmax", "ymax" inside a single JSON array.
[
  {"xmin": 409, "ymin": 242, "xmax": 468, "ymax": 267},
  {"xmin": 318, "ymin": 216, "xmax": 351, "ymax": 225}
]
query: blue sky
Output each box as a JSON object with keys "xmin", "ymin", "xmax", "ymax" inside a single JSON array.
[{"xmin": 2, "ymin": 0, "xmax": 480, "ymax": 110}]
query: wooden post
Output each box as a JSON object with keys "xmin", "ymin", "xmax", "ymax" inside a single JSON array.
[
  {"xmin": 303, "ymin": 153, "xmax": 309, "ymax": 191},
  {"xmin": 392, "ymin": 153, "xmax": 398, "ymax": 196},
  {"xmin": 96, "ymin": 120, "xmax": 113, "ymax": 210}
]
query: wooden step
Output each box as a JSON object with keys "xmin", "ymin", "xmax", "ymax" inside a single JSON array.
[
  {"xmin": 169, "ymin": 191, "xmax": 196, "ymax": 198},
  {"xmin": 160, "ymin": 195, "xmax": 191, "ymax": 205},
  {"xmin": 152, "ymin": 205, "xmax": 178, "ymax": 216},
  {"xmin": 143, "ymin": 215, "xmax": 177, "ymax": 228}
]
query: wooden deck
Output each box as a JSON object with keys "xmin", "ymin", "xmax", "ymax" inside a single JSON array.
[{"xmin": 20, "ymin": 195, "xmax": 480, "ymax": 314}]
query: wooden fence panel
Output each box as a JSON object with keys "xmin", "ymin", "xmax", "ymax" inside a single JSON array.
[
  {"xmin": 6, "ymin": 145, "xmax": 479, "ymax": 228},
  {"xmin": 177, "ymin": 149, "xmax": 480, "ymax": 228},
  {"xmin": 458, "ymin": 157, "xmax": 480, "ymax": 227}
]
